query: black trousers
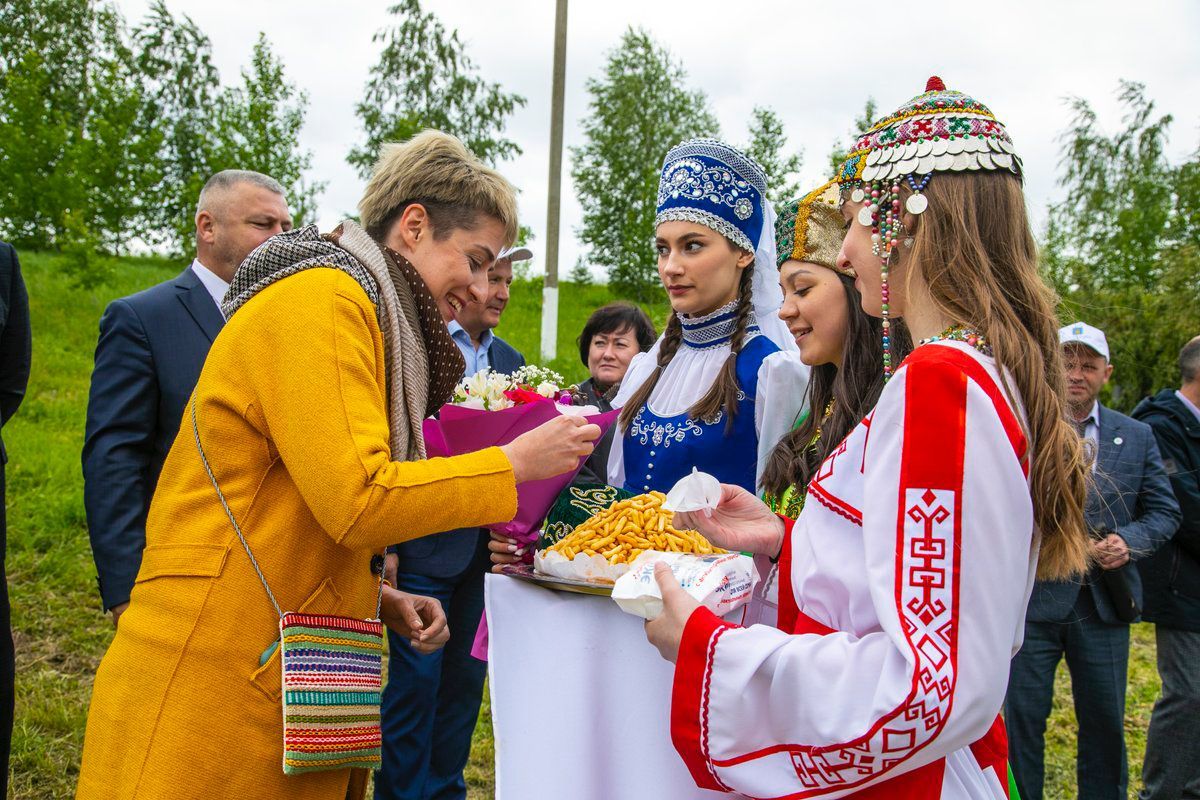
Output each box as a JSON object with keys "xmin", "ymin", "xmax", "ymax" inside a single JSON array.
[{"xmin": 0, "ymin": 463, "xmax": 13, "ymax": 797}]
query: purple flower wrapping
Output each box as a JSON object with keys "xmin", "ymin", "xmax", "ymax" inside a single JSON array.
[{"xmin": 423, "ymin": 402, "xmax": 620, "ymax": 547}]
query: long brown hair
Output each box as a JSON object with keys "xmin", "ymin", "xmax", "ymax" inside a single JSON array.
[
  {"xmin": 618, "ymin": 261, "xmax": 754, "ymax": 433},
  {"xmin": 761, "ymin": 274, "xmax": 912, "ymax": 498},
  {"xmin": 902, "ymin": 171, "xmax": 1090, "ymax": 581}
]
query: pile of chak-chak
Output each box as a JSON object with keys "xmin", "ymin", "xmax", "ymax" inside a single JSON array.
[
  {"xmin": 542, "ymin": 491, "xmax": 726, "ymax": 568},
  {"xmin": 534, "ymin": 473, "xmax": 760, "ymax": 620}
]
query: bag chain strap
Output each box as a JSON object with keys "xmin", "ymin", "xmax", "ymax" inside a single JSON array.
[{"xmin": 190, "ymin": 394, "xmax": 385, "ymax": 621}]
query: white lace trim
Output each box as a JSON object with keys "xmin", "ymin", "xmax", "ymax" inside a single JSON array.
[{"xmin": 654, "ymin": 208, "xmax": 753, "ymax": 253}]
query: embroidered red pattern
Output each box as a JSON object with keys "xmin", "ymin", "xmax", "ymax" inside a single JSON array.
[{"xmin": 707, "ymin": 356, "xmax": 969, "ymax": 797}]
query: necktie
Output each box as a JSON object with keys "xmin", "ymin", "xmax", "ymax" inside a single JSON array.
[{"xmin": 1072, "ymin": 417, "xmax": 1098, "ymax": 466}]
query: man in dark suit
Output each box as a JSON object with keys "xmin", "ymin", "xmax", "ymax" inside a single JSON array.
[
  {"xmin": 1006, "ymin": 322, "xmax": 1181, "ymax": 800},
  {"xmin": 83, "ymin": 171, "xmax": 291, "ymax": 625},
  {"xmin": 377, "ymin": 247, "xmax": 529, "ymax": 800},
  {"xmin": 0, "ymin": 241, "xmax": 31, "ymax": 797},
  {"xmin": 1133, "ymin": 334, "xmax": 1200, "ymax": 799}
]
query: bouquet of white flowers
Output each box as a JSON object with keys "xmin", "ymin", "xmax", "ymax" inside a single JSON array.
[
  {"xmin": 424, "ymin": 367, "xmax": 616, "ymax": 545},
  {"xmin": 450, "ymin": 365, "xmax": 586, "ymax": 412}
]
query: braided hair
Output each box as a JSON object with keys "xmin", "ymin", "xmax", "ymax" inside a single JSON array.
[{"xmin": 618, "ymin": 263, "xmax": 755, "ymax": 434}]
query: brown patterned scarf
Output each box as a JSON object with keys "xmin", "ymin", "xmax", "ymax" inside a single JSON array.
[{"xmin": 222, "ymin": 221, "xmax": 464, "ymax": 461}]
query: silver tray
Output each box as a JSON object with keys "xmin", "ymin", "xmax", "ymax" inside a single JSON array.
[{"xmin": 499, "ymin": 563, "xmax": 614, "ymax": 596}]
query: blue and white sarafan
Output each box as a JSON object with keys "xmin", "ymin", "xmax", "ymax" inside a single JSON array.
[{"xmin": 654, "ymin": 138, "xmax": 769, "ymax": 254}]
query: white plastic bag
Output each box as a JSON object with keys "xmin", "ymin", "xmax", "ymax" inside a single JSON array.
[
  {"xmin": 611, "ymin": 551, "xmax": 760, "ymax": 620},
  {"xmin": 534, "ymin": 548, "xmax": 631, "ymax": 584}
]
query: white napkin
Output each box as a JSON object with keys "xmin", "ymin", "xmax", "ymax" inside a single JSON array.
[{"xmin": 662, "ymin": 468, "xmax": 722, "ymax": 514}]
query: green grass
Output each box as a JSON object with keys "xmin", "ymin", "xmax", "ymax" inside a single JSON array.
[
  {"xmin": 490, "ymin": 275, "xmax": 670, "ymax": 385},
  {"xmin": 5, "ymin": 252, "xmax": 1159, "ymax": 798}
]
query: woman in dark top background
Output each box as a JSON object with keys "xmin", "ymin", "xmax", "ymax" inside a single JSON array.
[{"xmin": 574, "ymin": 302, "xmax": 656, "ymax": 482}]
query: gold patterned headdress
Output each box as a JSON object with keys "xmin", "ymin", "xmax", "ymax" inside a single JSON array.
[{"xmin": 775, "ymin": 180, "xmax": 854, "ymax": 277}]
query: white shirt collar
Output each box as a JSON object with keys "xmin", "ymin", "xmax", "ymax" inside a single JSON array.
[{"xmin": 191, "ymin": 260, "xmax": 230, "ymax": 310}]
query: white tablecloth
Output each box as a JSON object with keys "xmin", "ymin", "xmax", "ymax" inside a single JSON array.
[{"xmin": 485, "ymin": 573, "xmax": 732, "ymax": 800}]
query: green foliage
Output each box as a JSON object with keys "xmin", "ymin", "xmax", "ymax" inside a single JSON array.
[
  {"xmin": 571, "ymin": 28, "xmax": 719, "ymax": 302},
  {"xmin": 0, "ymin": 1, "xmax": 322, "ymax": 260},
  {"xmin": 59, "ymin": 211, "xmax": 116, "ymax": 290},
  {"xmin": 0, "ymin": 0, "xmax": 162, "ymax": 262},
  {"xmin": 1043, "ymin": 82, "xmax": 1200, "ymax": 410},
  {"xmin": 568, "ymin": 257, "xmax": 594, "ymax": 286},
  {"xmin": 209, "ymin": 34, "xmax": 324, "ymax": 226},
  {"xmin": 131, "ymin": 0, "xmax": 220, "ymax": 252},
  {"xmin": 828, "ymin": 97, "xmax": 877, "ymax": 177},
  {"xmin": 347, "ymin": 0, "xmax": 526, "ymax": 177},
  {"xmin": 744, "ymin": 106, "xmax": 803, "ymax": 206},
  {"xmin": 1045, "ymin": 82, "xmax": 1177, "ymax": 290}
]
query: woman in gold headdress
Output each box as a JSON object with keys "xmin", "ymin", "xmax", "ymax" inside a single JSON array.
[{"xmin": 761, "ymin": 180, "xmax": 911, "ymax": 520}]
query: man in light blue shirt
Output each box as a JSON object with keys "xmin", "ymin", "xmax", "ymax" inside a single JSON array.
[
  {"xmin": 84, "ymin": 170, "xmax": 291, "ymax": 626},
  {"xmin": 446, "ymin": 244, "xmax": 530, "ymax": 376},
  {"xmin": 1008, "ymin": 321, "xmax": 1180, "ymax": 800},
  {"xmin": 378, "ymin": 244, "xmax": 530, "ymax": 800}
]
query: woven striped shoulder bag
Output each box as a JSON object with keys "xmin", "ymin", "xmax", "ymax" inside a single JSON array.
[{"xmin": 191, "ymin": 396, "xmax": 385, "ymax": 775}]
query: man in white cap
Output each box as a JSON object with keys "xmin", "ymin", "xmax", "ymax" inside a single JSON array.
[
  {"xmin": 377, "ymin": 246, "xmax": 531, "ymax": 800},
  {"xmin": 1006, "ymin": 322, "xmax": 1180, "ymax": 800}
]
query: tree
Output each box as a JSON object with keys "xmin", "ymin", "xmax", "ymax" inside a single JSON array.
[
  {"xmin": 744, "ymin": 106, "xmax": 802, "ymax": 206},
  {"xmin": 0, "ymin": 0, "xmax": 160, "ymax": 261},
  {"xmin": 348, "ymin": 0, "xmax": 525, "ymax": 176},
  {"xmin": 1044, "ymin": 82, "xmax": 1176, "ymax": 291},
  {"xmin": 827, "ymin": 97, "xmax": 877, "ymax": 176},
  {"xmin": 0, "ymin": 1, "xmax": 328, "ymax": 269},
  {"xmin": 568, "ymin": 257, "xmax": 594, "ymax": 286},
  {"xmin": 1043, "ymin": 81, "xmax": 1200, "ymax": 410},
  {"xmin": 132, "ymin": 0, "xmax": 220, "ymax": 253},
  {"xmin": 210, "ymin": 34, "xmax": 324, "ymax": 226},
  {"xmin": 571, "ymin": 28, "xmax": 719, "ymax": 301}
]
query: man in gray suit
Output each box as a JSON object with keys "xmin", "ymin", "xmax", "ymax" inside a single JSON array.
[{"xmin": 1006, "ymin": 322, "xmax": 1181, "ymax": 800}]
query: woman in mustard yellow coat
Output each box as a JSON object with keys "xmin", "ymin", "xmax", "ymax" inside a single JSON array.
[{"xmin": 75, "ymin": 132, "xmax": 599, "ymax": 800}]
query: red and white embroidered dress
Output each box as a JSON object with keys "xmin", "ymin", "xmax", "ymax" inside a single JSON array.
[{"xmin": 670, "ymin": 342, "xmax": 1036, "ymax": 799}]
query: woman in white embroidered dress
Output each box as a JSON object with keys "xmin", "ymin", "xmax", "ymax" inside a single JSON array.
[
  {"xmin": 643, "ymin": 78, "xmax": 1092, "ymax": 800},
  {"xmin": 606, "ymin": 138, "xmax": 808, "ymax": 497}
]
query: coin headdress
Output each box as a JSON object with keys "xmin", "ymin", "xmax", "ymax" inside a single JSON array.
[{"xmin": 836, "ymin": 75, "xmax": 1022, "ymax": 377}]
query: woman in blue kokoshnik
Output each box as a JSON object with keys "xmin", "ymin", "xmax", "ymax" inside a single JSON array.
[{"xmin": 607, "ymin": 138, "xmax": 808, "ymax": 495}]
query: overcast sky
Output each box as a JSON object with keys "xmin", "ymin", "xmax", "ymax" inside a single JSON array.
[{"xmin": 120, "ymin": 0, "xmax": 1200, "ymax": 278}]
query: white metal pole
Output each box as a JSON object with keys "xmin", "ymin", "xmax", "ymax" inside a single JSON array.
[{"xmin": 540, "ymin": 0, "xmax": 568, "ymax": 363}]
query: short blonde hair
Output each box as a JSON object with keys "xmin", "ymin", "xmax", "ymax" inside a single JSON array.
[{"xmin": 358, "ymin": 130, "xmax": 519, "ymax": 245}]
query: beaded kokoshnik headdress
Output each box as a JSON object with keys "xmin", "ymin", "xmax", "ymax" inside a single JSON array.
[
  {"xmin": 837, "ymin": 75, "xmax": 1023, "ymax": 378},
  {"xmin": 655, "ymin": 138, "xmax": 796, "ymax": 352}
]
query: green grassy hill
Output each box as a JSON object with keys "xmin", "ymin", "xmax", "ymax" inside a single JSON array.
[{"xmin": 5, "ymin": 252, "xmax": 1158, "ymax": 798}]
